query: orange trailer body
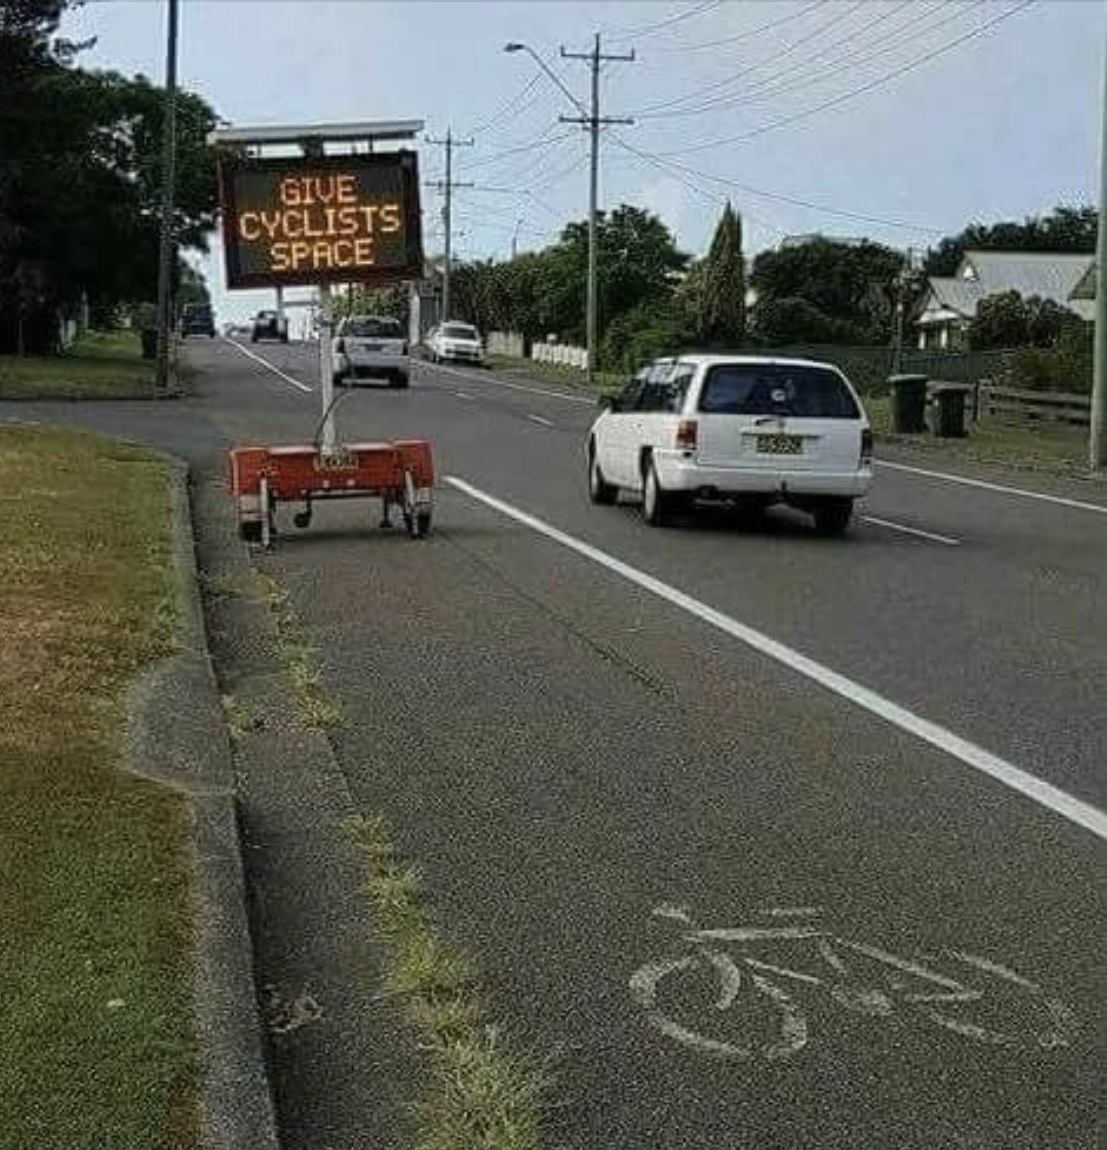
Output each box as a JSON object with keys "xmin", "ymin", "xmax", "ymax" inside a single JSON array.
[{"xmin": 228, "ymin": 440, "xmax": 434, "ymax": 542}]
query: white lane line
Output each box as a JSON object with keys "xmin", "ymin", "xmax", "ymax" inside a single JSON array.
[
  {"xmin": 876, "ymin": 459, "xmax": 1107, "ymax": 516},
  {"xmin": 428, "ymin": 361, "xmax": 595, "ymax": 406},
  {"xmin": 527, "ymin": 413, "xmax": 555, "ymax": 428},
  {"xmin": 445, "ymin": 475, "xmax": 1107, "ymax": 845},
  {"xmin": 455, "ymin": 390, "xmax": 475, "ymax": 400},
  {"xmin": 861, "ymin": 515, "xmax": 961, "ymax": 546},
  {"xmin": 224, "ymin": 338, "xmax": 313, "ymax": 394}
]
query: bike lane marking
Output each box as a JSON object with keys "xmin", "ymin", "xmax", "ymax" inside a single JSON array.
[
  {"xmin": 224, "ymin": 338, "xmax": 314, "ymax": 394},
  {"xmin": 876, "ymin": 460, "xmax": 1107, "ymax": 515},
  {"xmin": 446, "ymin": 474, "xmax": 1107, "ymax": 845},
  {"xmin": 631, "ymin": 905, "xmax": 1079, "ymax": 1061}
]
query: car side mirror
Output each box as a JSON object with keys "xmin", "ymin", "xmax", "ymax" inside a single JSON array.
[{"xmin": 598, "ymin": 393, "xmax": 622, "ymax": 412}]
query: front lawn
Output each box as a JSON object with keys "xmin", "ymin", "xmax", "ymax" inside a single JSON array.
[{"xmin": 0, "ymin": 424, "xmax": 197, "ymax": 1150}]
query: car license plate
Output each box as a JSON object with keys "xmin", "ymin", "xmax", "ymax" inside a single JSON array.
[{"xmin": 756, "ymin": 434, "xmax": 803, "ymax": 454}]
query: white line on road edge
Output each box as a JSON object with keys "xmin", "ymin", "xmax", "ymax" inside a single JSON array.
[
  {"xmin": 527, "ymin": 413, "xmax": 555, "ymax": 428},
  {"xmin": 455, "ymin": 390, "xmax": 474, "ymax": 400},
  {"xmin": 224, "ymin": 338, "xmax": 313, "ymax": 394},
  {"xmin": 446, "ymin": 475, "xmax": 1107, "ymax": 844},
  {"xmin": 876, "ymin": 460, "xmax": 1107, "ymax": 515},
  {"xmin": 861, "ymin": 515, "xmax": 961, "ymax": 546},
  {"xmin": 428, "ymin": 361, "xmax": 595, "ymax": 406}
]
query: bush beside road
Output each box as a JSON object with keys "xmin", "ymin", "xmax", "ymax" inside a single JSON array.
[
  {"xmin": 0, "ymin": 331, "xmax": 160, "ymax": 399},
  {"xmin": 0, "ymin": 426, "xmax": 197, "ymax": 1150}
]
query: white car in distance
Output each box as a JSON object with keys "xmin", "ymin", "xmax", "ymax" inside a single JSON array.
[
  {"xmin": 587, "ymin": 355, "xmax": 873, "ymax": 534},
  {"xmin": 427, "ymin": 321, "xmax": 484, "ymax": 365},
  {"xmin": 332, "ymin": 315, "xmax": 409, "ymax": 388}
]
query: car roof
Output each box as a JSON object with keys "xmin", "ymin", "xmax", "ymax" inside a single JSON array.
[
  {"xmin": 344, "ymin": 314, "xmax": 401, "ymax": 322},
  {"xmin": 666, "ymin": 353, "xmax": 842, "ymax": 371}
]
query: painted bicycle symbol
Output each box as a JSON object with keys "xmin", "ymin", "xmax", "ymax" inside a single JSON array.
[{"xmin": 629, "ymin": 905, "xmax": 1077, "ymax": 1061}]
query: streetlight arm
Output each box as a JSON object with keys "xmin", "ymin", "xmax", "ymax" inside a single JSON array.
[{"xmin": 504, "ymin": 42, "xmax": 589, "ymax": 119}]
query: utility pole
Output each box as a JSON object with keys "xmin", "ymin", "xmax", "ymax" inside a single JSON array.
[
  {"xmin": 891, "ymin": 247, "xmax": 914, "ymax": 376},
  {"xmin": 154, "ymin": 0, "xmax": 179, "ymax": 391},
  {"xmin": 1091, "ymin": 19, "xmax": 1107, "ymax": 469},
  {"xmin": 425, "ymin": 128, "xmax": 473, "ymax": 322},
  {"xmin": 560, "ymin": 33, "xmax": 635, "ymax": 385}
]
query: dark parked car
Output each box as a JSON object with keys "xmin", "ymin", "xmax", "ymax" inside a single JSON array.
[
  {"xmin": 180, "ymin": 303, "xmax": 215, "ymax": 338},
  {"xmin": 251, "ymin": 309, "xmax": 288, "ymax": 343}
]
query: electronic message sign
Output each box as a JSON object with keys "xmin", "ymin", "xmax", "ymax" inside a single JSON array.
[{"xmin": 218, "ymin": 151, "xmax": 422, "ymax": 289}]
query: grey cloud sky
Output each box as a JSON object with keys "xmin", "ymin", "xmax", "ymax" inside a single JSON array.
[{"xmin": 67, "ymin": 0, "xmax": 1104, "ymax": 321}]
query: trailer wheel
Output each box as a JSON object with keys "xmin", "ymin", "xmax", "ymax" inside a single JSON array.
[{"xmin": 403, "ymin": 508, "xmax": 432, "ymax": 538}]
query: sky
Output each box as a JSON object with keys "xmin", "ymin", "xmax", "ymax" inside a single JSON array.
[{"xmin": 65, "ymin": 0, "xmax": 1106, "ymax": 324}]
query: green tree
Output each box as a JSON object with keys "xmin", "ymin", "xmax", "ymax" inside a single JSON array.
[
  {"xmin": 968, "ymin": 290, "xmax": 1077, "ymax": 350},
  {"xmin": 925, "ymin": 206, "xmax": 1098, "ymax": 276},
  {"xmin": 753, "ymin": 296, "xmax": 843, "ymax": 345},
  {"xmin": 1, "ymin": 2, "xmax": 220, "ymax": 352},
  {"xmin": 699, "ymin": 202, "xmax": 746, "ymax": 346},
  {"xmin": 750, "ymin": 238, "xmax": 903, "ymax": 343}
]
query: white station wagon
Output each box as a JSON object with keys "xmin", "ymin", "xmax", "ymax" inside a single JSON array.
[{"xmin": 587, "ymin": 355, "xmax": 873, "ymax": 533}]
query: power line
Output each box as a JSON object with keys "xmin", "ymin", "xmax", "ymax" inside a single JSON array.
[
  {"xmin": 608, "ymin": 136, "xmax": 785, "ymax": 239},
  {"xmin": 656, "ymin": 0, "xmax": 823, "ymax": 54},
  {"xmin": 632, "ymin": 0, "xmax": 867, "ymax": 118},
  {"xmin": 613, "ymin": 134, "xmax": 945, "ymax": 235},
  {"xmin": 659, "ymin": 0, "xmax": 1036, "ymax": 155},
  {"xmin": 645, "ymin": 0, "xmax": 984, "ymax": 122},
  {"xmin": 468, "ymin": 73, "xmax": 542, "ymax": 135},
  {"xmin": 603, "ymin": 0, "xmax": 723, "ymax": 44},
  {"xmin": 463, "ymin": 124, "xmax": 576, "ymax": 170},
  {"xmin": 637, "ymin": 0, "xmax": 929, "ymax": 121}
]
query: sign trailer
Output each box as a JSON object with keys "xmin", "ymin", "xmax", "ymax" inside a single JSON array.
[{"xmin": 212, "ymin": 121, "xmax": 433, "ymax": 545}]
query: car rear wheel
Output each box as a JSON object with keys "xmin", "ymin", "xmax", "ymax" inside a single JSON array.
[
  {"xmin": 588, "ymin": 449, "xmax": 617, "ymax": 505},
  {"xmin": 390, "ymin": 373, "xmax": 410, "ymax": 389},
  {"xmin": 813, "ymin": 497, "xmax": 854, "ymax": 536},
  {"xmin": 642, "ymin": 458, "xmax": 676, "ymax": 527}
]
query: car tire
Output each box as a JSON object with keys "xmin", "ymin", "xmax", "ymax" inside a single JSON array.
[
  {"xmin": 588, "ymin": 449, "xmax": 617, "ymax": 505},
  {"xmin": 813, "ymin": 497, "xmax": 854, "ymax": 536},
  {"xmin": 641, "ymin": 457, "xmax": 675, "ymax": 527},
  {"xmin": 391, "ymin": 373, "xmax": 409, "ymax": 389}
]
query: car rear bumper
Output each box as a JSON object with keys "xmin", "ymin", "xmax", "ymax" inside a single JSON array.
[
  {"xmin": 654, "ymin": 451, "xmax": 872, "ymax": 498},
  {"xmin": 343, "ymin": 355, "xmax": 409, "ymax": 377},
  {"xmin": 439, "ymin": 348, "xmax": 483, "ymax": 363}
]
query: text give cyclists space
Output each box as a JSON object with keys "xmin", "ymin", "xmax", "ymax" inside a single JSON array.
[{"xmin": 256, "ymin": 468, "xmax": 1104, "ymax": 1150}]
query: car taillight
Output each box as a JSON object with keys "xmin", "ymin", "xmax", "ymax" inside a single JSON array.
[
  {"xmin": 676, "ymin": 419, "xmax": 698, "ymax": 450},
  {"xmin": 860, "ymin": 427, "xmax": 873, "ymax": 466}
]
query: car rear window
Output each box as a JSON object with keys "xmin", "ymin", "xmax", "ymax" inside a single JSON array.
[
  {"xmin": 698, "ymin": 363, "xmax": 860, "ymax": 419},
  {"xmin": 442, "ymin": 324, "xmax": 477, "ymax": 339},
  {"xmin": 346, "ymin": 318, "xmax": 403, "ymax": 338}
]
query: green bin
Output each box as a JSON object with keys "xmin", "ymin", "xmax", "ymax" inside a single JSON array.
[
  {"xmin": 888, "ymin": 374, "xmax": 928, "ymax": 434},
  {"xmin": 931, "ymin": 384, "xmax": 970, "ymax": 438}
]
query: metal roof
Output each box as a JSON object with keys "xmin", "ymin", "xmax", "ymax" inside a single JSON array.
[{"xmin": 960, "ymin": 250, "xmax": 1092, "ymax": 306}]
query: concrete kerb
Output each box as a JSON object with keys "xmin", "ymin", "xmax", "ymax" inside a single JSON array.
[{"xmin": 124, "ymin": 460, "xmax": 280, "ymax": 1150}]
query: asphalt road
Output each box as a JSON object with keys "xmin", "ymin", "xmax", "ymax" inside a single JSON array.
[{"xmin": 7, "ymin": 339, "xmax": 1105, "ymax": 1150}]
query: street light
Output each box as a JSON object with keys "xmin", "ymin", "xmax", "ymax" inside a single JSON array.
[
  {"xmin": 503, "ymin": 42, "xmax": 588, "ymax": 117},
  {"xmin": 504, "ymin": 38, "xmax": 633, "ymax": 383}
]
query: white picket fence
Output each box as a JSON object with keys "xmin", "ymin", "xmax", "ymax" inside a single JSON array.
[
  {"xmin": 487, "ymin": 330, "xmax": 589, "ymax": 370},
  {"xmin": 531, "ymin": 340, "xmax": 588, "ymax": 369}
]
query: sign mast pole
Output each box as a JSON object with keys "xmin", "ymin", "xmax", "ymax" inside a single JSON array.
[{"xmin": 318, "ymin": 282, "xmax": 336, "ymax": 455}]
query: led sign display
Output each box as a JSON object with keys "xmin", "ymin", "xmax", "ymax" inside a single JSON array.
[{"xmin": 218, "ymin": 151, "xmax": 422, "ymax": 288}]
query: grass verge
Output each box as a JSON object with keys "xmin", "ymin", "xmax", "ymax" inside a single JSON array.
[
  {"xmin": 484, "ymin": 352, "xmax": 621, "ymax": 394},
  {"xmin": 0, "ymin": 424, "xmax": 197, "ymax": 1149},
  {"xmin": 251, "ymin": 570, "xmax": 343, "ymax": 729},
  {"xmin": 0, "ymin": 329, "xmax": 158, "ymax": 399},
  {"xmin": 866, "ymin": 394, "xmax": 1091, "ymax": 474},
  {"xmin": 348, "ymin": 815, "xmax": 548, "ymax": 1150}
]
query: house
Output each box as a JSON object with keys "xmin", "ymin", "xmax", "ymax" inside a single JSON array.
[{"xmin": 914, "ymin": 250, "xmax": 1094, "ymax": 351}]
